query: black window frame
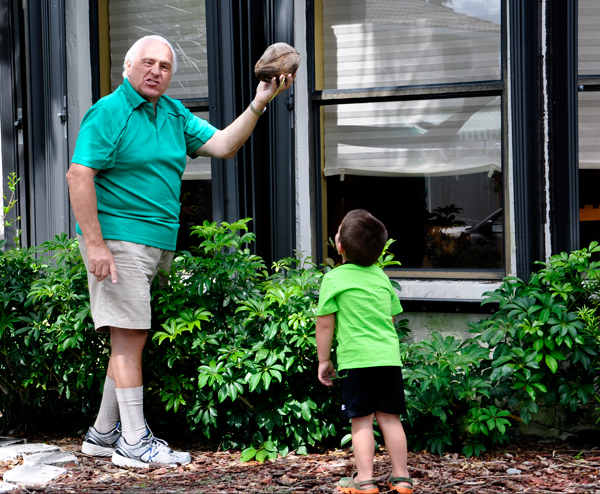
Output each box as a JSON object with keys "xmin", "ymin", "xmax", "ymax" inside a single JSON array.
[
  {"xmin": 307, "ymin": 0, "xmax": 547, "ymax": 286},
  {"xmin": 89, "ymin": 0, "xmax": 297, "ymax": 265}
]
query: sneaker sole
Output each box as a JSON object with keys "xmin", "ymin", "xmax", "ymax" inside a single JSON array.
[
  {"xmin": 111, "ymin": 451, "xmax": 181, "ymax": 469},
  {"xmin": 81, "ymin": 442, "xmax": 115, "ymax": 457}
]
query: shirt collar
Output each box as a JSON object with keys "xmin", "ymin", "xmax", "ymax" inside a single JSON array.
[{"xmin": 122, "ymin": 77, "xmax": 164, "ymax": 110}]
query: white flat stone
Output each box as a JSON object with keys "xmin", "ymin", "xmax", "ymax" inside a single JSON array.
[
  {"xmin": 0, "ymin": 481, "xmax": 18, "ymax": 492},
  {"xmin": 3, "ymin": 464, "xmax": 66, "ymax": 485},
  {"xmin": 0, "ymin": 438, "xmax": 26, "ymax": 448},
  {"xmin": 23, "ymin": 451, "xmax": 78, "ymax": 467},
  {"xmin": 0, "ymin": 443, "xmax": 59, "ymax": 462}
]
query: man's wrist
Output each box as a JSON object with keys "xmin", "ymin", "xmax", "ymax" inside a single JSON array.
[{"xmin": 249, "ymin": 102, "xmax": 267, "ymax": 116}]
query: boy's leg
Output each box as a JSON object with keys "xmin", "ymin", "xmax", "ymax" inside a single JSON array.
[
  {"xmin": 351, "ymin": 414, "xmax": 376, "ymax": 487},
  {"xmin": 375, "ymin": 411, "xmax": 411, "ymax": 488}
]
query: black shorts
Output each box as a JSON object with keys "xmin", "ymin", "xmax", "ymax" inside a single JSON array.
[{"xmin": 339, "ymin": 366, "xmax": 406, "ymax": 419}]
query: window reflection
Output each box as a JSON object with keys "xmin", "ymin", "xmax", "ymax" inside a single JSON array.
[
  {"xmin": 108, "ymin": 0, "xmax": 209, "ymax": 100},
  {"xmin": 322, "ymin": 0, "xmax": 501, "ymax": 90},
  {"xmin": 324, "ymin": 97, "xmax": 503, "ymax": 272}
]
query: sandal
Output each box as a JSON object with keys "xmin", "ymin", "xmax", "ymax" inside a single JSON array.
[
  {"xmin": 337, "ymin": 472, "xmax": 379, "ymax": 493},
  {"xmin": 387, "ymin": 475, "xmax": 413, "ymax": 493}
]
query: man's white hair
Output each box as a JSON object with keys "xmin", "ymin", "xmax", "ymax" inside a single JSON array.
[{"xmin": 122, "ymin": 35, "xmax": 178, "ymax": 78}]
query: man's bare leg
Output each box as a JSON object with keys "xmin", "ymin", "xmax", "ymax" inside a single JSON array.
[{"xmin": 109, "ymin": 327, "xmax": 148, "ymax": 444}]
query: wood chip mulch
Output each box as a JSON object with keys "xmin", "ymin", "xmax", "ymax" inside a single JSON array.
[{"xmin": 1, "ymin": 436, "xmax": 599, "ymax": 493}]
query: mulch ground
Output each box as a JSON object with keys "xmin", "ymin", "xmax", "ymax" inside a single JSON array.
[{"xmin": 0, "ymin": 436, "xmax": 599, "ymax": 493}]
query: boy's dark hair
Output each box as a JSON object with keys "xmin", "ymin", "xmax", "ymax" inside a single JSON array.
[{"xmin": 339, "ymin": 209, "xmax": 388, "ymax": 266}]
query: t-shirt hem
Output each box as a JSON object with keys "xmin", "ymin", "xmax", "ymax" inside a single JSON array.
[
  {"xmin": 76, "ymin": 227, "xmax": 176, "ymax": 251},
  {"xmin": 102, "ymin": 234, "xmax": 175, "ymax": 251},
  {"xmin": 338, "ymin": 361, "xmax": 403, "ymax": 372}
]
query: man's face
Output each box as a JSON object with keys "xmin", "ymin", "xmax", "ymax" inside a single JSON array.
[{"xmin": 126, "ymin": 39, "xmax": 173, "ymax": 104}]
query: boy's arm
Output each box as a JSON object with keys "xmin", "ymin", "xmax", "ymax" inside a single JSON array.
[{"xmin": 316, "ymin": 313, "xmax": 336, "ymax": 386}]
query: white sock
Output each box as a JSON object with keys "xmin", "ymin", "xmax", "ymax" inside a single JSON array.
[
  {"xmin": 93, "ymin": 376, "xmax": 120, "ymax": 434},
  {"xmin": 115, "ymin": 386, "xmax": 147, "ymax": 445}
]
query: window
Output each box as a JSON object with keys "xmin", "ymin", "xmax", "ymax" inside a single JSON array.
[
  {"xmin": 0, "ymin": 120, "xmax": 3, "ymax": 242},
  {"xmin": 313, "ymin": 0, "xmax": 505, "ymax": 278},
  {"xmin": 107, "ymin": 0, "xmax": 212, "ymax": 250},
  {"xmin": 578, "ymin": 0, "xmax": 600, "ymax": 249}
]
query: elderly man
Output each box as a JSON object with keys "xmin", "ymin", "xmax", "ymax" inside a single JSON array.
[{"xmin": 66, "ymin": 35, "xmax": 295, "ymax": 468}]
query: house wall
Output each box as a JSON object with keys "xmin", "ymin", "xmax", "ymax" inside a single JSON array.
[
  {"xmin": 62, "ymin": 1, "xmax": 553, "ymax": 342},
  {"xmin": 294, "ymin": 0, "xmax": 313, "ymax": 259},
  {"xmin": 65, "ymin": 0, "xmax": 92, "ymax": 165}
]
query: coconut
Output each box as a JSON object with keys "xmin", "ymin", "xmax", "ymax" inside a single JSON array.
[{"xmin": 254, "ymin": 42, "xmax": 301, "ymax": 83}]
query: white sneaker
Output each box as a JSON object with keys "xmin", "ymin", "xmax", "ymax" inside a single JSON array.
[
  {"xmin": 111, "ymin": 426, "xmax": 191, "ymax": 469},
  {"xmin": 81, "ymin": 424, "xmax": 121, "ymax": 457}
]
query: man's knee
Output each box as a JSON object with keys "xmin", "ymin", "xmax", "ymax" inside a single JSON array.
[{"xmin": 110, "ymin": 327, "xmax": 148, "ymax": 354}]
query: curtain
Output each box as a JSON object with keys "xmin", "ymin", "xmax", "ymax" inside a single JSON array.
[{"xmin": 108, "ymin": 0, "xmax": 208, "ymax": 100}]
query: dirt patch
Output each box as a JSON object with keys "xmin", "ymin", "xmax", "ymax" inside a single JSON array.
[{"xmin": 2, "ymin": 436, "xmax": 599, "ymax": 493}]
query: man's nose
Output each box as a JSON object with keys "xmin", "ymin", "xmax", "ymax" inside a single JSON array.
[{"xmin": 151, "ymin": 62, "xmax": 161, "ymax": 75}]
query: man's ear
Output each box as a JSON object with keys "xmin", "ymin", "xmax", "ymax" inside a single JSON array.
[
  {"xmin": 125, "ymin": 60, "xmax": 132, "ymax": 77},
  {"xmin": 336, "ymin": 240, "xmax": 345, "ymax": 254}
]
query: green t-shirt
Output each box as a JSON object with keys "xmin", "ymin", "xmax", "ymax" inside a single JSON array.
[
  {"xmin": 317, "ymin": 263, "xmax": 403, "ymax": 371},
  {"xmin": 72, "ymin": 78, "xmax": 218, "ymax": 250}
]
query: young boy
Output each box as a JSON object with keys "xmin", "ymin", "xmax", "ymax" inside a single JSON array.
[{"xmin": 316, "ymin": 209, "xmax": 413, "ymax": 494}]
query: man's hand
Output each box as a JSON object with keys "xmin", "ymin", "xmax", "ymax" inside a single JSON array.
[
  {"xmin": 318, "ymin": 360, "xmax": 336, "ymax": 386},
  {"xmin": 254, "ymin": 73, "xmax": 296, "ymax": 108},
  {"xmin": 86, "ymin": 241, "xmax": 118, "ymax": 283}
]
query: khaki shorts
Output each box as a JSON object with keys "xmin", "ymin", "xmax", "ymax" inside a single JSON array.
[{"xmin": 78, "ymin": 235, "xmax": 174, "ymax": 333}]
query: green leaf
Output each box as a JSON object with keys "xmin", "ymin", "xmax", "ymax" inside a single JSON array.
[
  {"xmin": 240, "ymin": 447, "xmax": 257, "ymax": 462},
  {"xmin": 545, "ymin": 354, "xmax": 558, "ymax": 374},
  {"xmin": 255, "ymin": 449, "xmax": 269, "ymax": 463}
]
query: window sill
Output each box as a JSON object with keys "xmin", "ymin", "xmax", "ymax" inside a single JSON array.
[{"xmin": 392, "ymin": 279, "xmax": 501, "ymax": 314}]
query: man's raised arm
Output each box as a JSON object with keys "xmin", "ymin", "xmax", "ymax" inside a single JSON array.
[{"xmin": 195, "ymin": 73, "xmax": 296, "ymax": 159}]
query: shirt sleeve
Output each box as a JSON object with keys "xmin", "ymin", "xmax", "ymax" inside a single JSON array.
[
  {"xmin": 184, "ymin": 111, "xmax": 218, "ymax": 157},
  {"xmin": 71, "ymin": 103, "xmax": 120, "ymax": 170},
  {"xmin": 317, "ymin": 275, "xmax": 339, "ymax": 316}
]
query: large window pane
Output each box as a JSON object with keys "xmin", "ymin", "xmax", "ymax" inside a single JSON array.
[
  {"xmin": 578, "ymin": 0, "xmax": 600, "ymax": 250},
  {"xmin": 108, "ymin": 0, "xmax": 208, "ymax": 99},
  {"xmin": 323, "ymin": 97, "xmax": 503, "ymax": 273},
  {"xmin": 0, "ymin": 119, "xmax": 3, "ymax": 243},
  {"xmin": 578, "ymin": 92, "xmax": 600, "ymax": 247},
  {"xmin": 321, "ymin": 0, "xmax": 501, "ymax": 90},
  {"xmin": 578, "ymin": 0, "xmax": 600, "ymax": 76}
]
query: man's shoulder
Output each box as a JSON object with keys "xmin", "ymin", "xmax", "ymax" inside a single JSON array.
[{"xmin": 85, "ymin": 86, "xmax": 133, "ymax": 123}]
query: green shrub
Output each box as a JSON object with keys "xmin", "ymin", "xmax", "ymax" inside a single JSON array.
[
  {"xmin": 470, "ymin": 243, "xmax": 599, "ymax": 413},
  {"xmin": 0, "ymin": 234, "xmax": 108, "ymax": 429},
  {"xmin": 1, "ymin": 223, "xmax": 599, "ymax": 459},
  {"xmin": 397, "ymin": 243, "xmax": 600, "ymax": 457},
  {"xmin": 148, "ymin": 219, "xmax": 338, "ymax": 459}
]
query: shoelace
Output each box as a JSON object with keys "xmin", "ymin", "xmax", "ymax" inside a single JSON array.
[{"xmin": 144, "ymin": 435, "xmax": 172, "ymax": 454}]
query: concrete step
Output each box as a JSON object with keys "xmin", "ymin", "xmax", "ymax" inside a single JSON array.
[
  {"xmin": 0, "ymin": 438, "xmax": 25, "ymax": 448},
  {"xmin": 0, "ymin": 481, "xmax": 18, "ymax": 493},
  {"xmin": 0, "ymin": 443, "xmax": 60, "ymax": 462},
  {"xmin": 3, "ymin": 464, "xmax": 67, "ymax": 486},
  {"xmin": 0, "ymin": 437, "xmax": 76, "ymax": 486},
  {"xmin": 23, "ymin": 451, "xmax": 79, "ymax": 467}
]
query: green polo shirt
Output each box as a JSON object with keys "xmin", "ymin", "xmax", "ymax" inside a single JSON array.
[{"xmin": 72, "ymin": 78, "xmax": 217, "ymax": 250}]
